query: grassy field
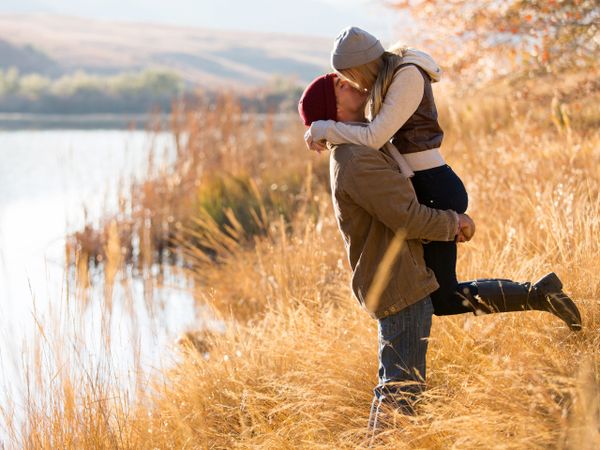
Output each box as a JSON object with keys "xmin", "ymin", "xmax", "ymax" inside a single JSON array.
[{"xmin": 4, "ymin": 70, "xmax": 600, "ymax": 448}]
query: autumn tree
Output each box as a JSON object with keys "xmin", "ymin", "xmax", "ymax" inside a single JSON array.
[{"xmin": 392, "ymin": 0, "xmax": 599, "ymax": 81}]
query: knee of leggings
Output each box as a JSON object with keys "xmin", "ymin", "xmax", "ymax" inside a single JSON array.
[{"xmin": 432, "ymin": 283, "xmax": 477, "ymax": 316}]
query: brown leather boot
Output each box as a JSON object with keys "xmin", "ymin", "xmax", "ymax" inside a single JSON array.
[{"xmin": 458, "ymin": 272, "xmax": 582, "ymax": 331}]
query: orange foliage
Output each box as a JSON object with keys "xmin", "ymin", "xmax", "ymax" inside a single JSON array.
[{"xmin": 390, "ymin": 0, "xmax": 599, "ymax": 81}]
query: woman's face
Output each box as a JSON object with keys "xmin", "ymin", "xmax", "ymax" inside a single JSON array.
[{"xmin": 334, "ymin": 76, "xmax": 368, "ymax": 122}]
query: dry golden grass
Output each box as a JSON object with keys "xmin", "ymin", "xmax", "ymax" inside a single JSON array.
[{"xmin": 7, "ymin": 72, "xmax": 600, "ymax": 449}]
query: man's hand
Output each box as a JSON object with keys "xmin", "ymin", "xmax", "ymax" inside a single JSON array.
[
  {"xmin": 304, "ymin": 129, "xmax": 327, "ymax": 154},
  {"xmin": 457, "ymin": 213, "xmax": 475, "ymax": 243}
]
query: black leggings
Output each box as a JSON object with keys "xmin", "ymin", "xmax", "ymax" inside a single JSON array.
[{"xmin": 411, "ymin": 165, "xmax": 472, "ymax": 316}]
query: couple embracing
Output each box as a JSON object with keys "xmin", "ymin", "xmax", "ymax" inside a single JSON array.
[{"xmin": 297, "ymin": 27, "xmax": 582, "ymax": 431}]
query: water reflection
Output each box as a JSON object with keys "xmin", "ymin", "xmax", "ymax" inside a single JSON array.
[{"xmin": 0, "ymin": 130, "xmax": 199, "ymax": 429}]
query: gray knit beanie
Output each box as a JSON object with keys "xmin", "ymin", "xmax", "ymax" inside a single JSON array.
[{"xmin": 330, "ymin": 26, "xmax": 385, "ymax": 70}]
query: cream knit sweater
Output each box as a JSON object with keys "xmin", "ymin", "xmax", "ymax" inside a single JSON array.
[
  {"xmin": 309, "ymin": 49, "xmax": 444, "ymax": 176},
  {"xmin": 310, "ymin": 65, "xmax": 424, "ymax": 150}
]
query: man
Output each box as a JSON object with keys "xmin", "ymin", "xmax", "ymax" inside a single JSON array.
[{"xmin": 297, "ymin": 73, "xmax": 582, "ymax": 430}]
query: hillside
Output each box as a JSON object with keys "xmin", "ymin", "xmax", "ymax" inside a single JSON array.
[{"xmin": 0, "ymin": 14, "xmax": 331, "ymax": 89}]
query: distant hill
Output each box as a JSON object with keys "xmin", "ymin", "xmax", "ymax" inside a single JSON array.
[
  {"xmin": 0, "ymin": 14, "xmax": 331, "ymax": 90},
  {"xmin": 0, "ymin": 39, "xmax": 61, "ymax": 76}
]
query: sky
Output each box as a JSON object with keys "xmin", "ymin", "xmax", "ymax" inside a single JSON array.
[{"xmin": 0, "ymin": 0, "xmax": 407, "ymax": 42}]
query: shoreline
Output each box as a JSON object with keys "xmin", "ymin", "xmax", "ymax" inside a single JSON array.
[
  {"xmin": 0, "ymin": 111, "xmax": 296, "ymax": 130},
  {"xmin": 0, "ymin": 112, "xmax": 171, "ymax": 130}
]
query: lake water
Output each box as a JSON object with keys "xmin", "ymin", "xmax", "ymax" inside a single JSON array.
[{"xmin": 0, "ymin": 130, "xmax": 203, "ymax": 430}]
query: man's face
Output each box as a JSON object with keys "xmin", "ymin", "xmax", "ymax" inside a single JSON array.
[{"xmin": 334, "ymin": 77, "xmax": 368, "ymax": 122}]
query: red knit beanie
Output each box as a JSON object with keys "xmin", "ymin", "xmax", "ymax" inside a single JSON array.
[{"xmin": 298, "ymin": 73, "xmax": 337, "ymax": 126}]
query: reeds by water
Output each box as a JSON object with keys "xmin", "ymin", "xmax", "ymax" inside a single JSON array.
[{"xmin": 8, "ymin": 71, "xmax": 600, "ymax": 448}]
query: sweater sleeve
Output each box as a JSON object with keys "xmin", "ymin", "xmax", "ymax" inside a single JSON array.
[
  {"xmin": 341, "ymin": 150, "xmax": 458, "ymax": 241},
  {"xmin": 310, "ymin": 66, "xmax": 425, "ymax": 149}
]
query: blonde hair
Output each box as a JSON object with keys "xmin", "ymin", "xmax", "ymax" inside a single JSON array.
[
  {"xmin": 337, "ymin": 44, "xmax": 408, "ymax": 120},
  {"xmin": 337, "ymin": 59, "xmax": 380, "ymax": 92}
]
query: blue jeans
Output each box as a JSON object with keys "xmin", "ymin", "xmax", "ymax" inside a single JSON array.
[{"xmin": 369, "ymin": 296, "xmax": 434, "ymax": 425}]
